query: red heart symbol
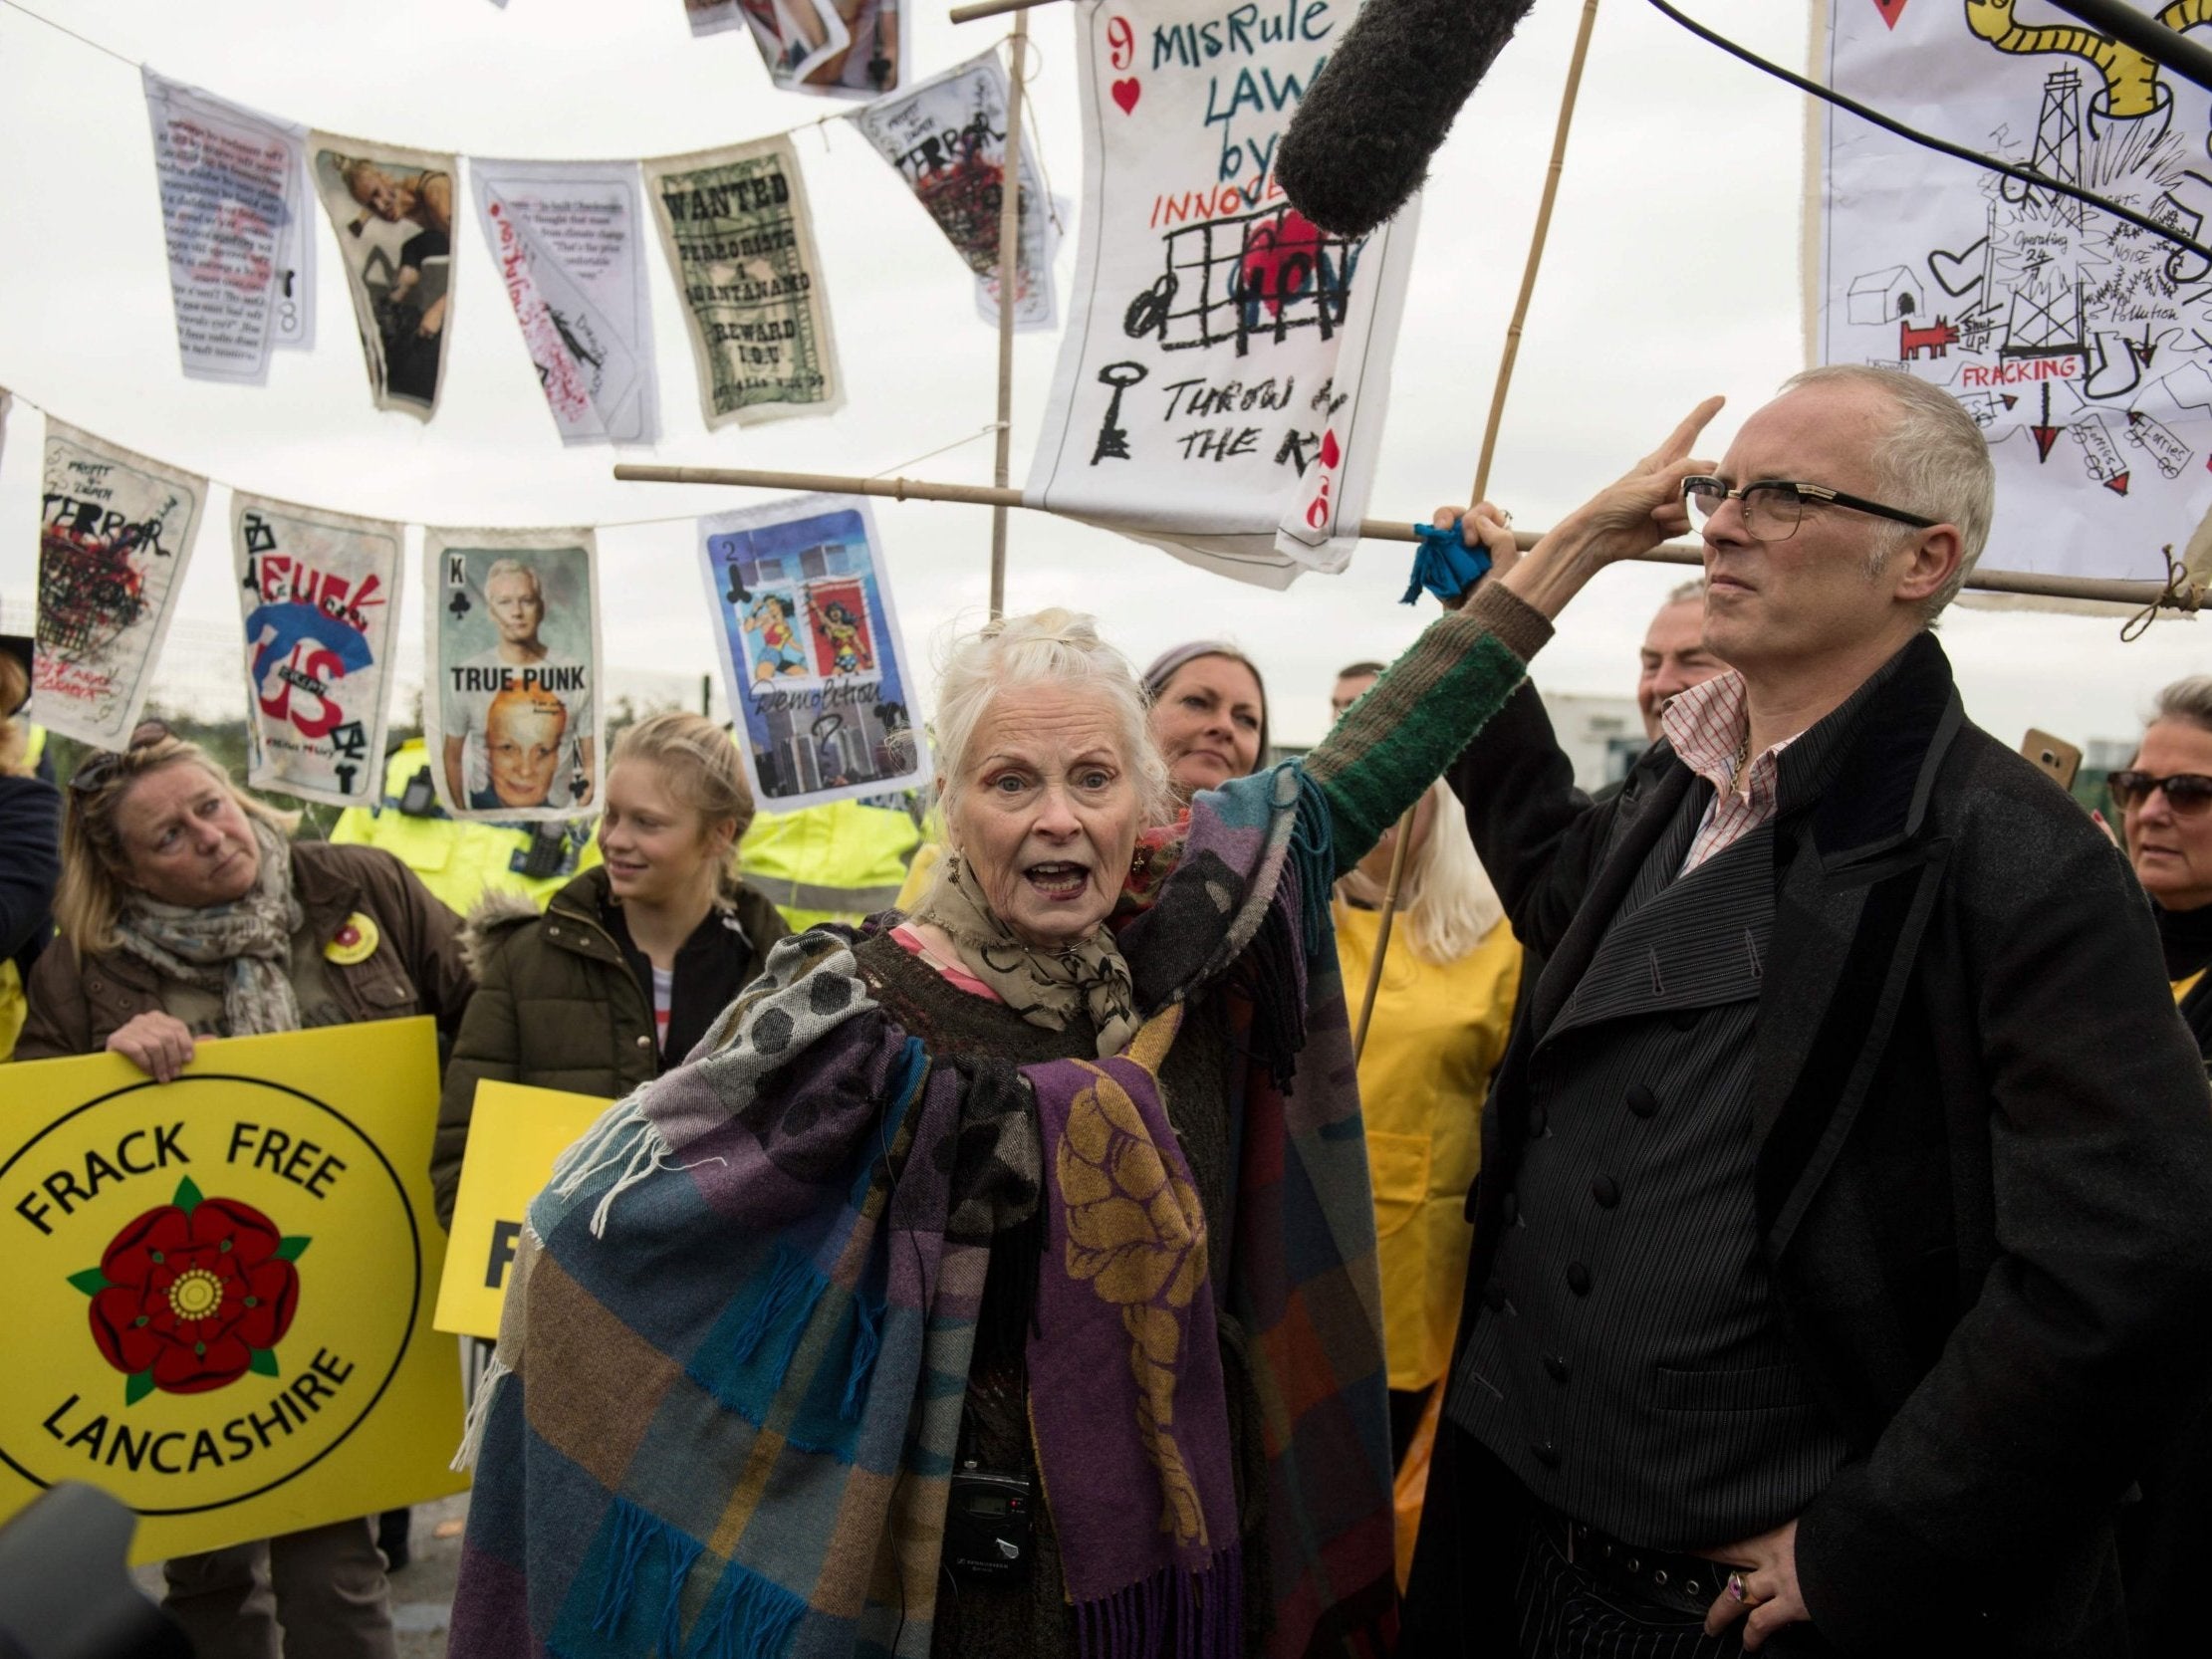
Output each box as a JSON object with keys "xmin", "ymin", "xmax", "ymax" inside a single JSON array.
[
  {"xmin": 1110, "ymin": 78, "xmax": 1140, "ymax": 114},
  {"xmin": 1319, "ymin": 428, "xmax": 1342, "ymax": 469},
  {"xmin": 1871, "ymin": 0, "xmax": 1906, "ymax": 27},
  {"xmin": 1240, "ymin": 209, "xmax": 1323, "ymax": 318}
]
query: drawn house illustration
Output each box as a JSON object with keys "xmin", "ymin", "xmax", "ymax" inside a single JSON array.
[{"xmin": 1848, "ymin": 266, "xmax": 1919, "ymax": 326}]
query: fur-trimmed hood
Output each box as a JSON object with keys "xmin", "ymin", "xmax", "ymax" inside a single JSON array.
[{"xmin": 459, "ymin": 885, "xmax": 558, "ymax": 980}]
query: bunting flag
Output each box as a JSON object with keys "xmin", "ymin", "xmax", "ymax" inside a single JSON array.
[
  {"xmin": 36, "ymin": 423, "xmax": 207, "ymax": 751},
  {"xmin": 854, "ymin": 50, "xmax": 1057, "ymax": 331},
  {"xmin": 1024, "ymin": 0, "xmax": 1421, "ymax": 588},
  {"xmin": 643, "ymin": 136, "xmax": 844, "ymax": 426},
  {"xmin": 233, "ymin": 494, "xmax": 403, "ymax": 807},
  {"xmin": 422, "ymin": 529, "xmax": 605, "ymax": 823},
  {"xmin": 307, "ymin": 134, "xmax": 459, "ymax": 420},
  {"xmin": 142, "ymin": 71, "xmax": 316, "ymax": 386},
  {"xmin": 685, "ymin": 0, "xmax": 905, "ymax": 99},
  {"xmin": 697, "ymin": 495, "xmax": 931, "ymax": 812},
  {"xmin": 470, "ymin": 159, "xmax": 661, "ymax": 446},
  {"xmin": 1821, "ymin": 0, "xmax": 2212, "ymax": 582}
]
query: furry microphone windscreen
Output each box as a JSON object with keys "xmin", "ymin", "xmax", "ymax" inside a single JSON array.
[{"xmin": 1278, "ymin": 0, "xmax": 1542, "ymax": 237}]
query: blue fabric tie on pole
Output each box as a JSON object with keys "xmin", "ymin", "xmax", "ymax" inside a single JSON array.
[{"xmin": 1402, "ymin": 521, "xmax": 1492, "ymax": 605}]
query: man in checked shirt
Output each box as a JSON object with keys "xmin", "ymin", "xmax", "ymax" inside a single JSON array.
[{"xmin": 1398, "ymin": 365, "xmax": 2212, "ymax": 1657}]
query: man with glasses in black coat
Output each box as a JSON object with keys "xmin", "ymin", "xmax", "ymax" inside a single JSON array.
[{"xmin": 1403, "ymin": 366, "xmax": 2212, "ymax": 1657}]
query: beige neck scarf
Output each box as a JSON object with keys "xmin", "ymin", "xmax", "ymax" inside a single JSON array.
[{"xmin": 911, "ymin": 849, "xmax": 1141, "ymax": 1058}]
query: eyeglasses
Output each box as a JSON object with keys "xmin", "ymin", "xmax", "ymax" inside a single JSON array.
[
  {"xmin": 67, "ymin": 719, "xmax": 175, "ymax": 793},
  {"xmin": 2108, "ymin": 770, "xmax": 2212, "ymax": 816},
  {"xmin": 1680, "ymin": 476, "xmax": 1937, "ymax": 542}
]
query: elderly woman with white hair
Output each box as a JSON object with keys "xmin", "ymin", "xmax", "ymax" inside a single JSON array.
[{"xmin": 447, "ymin": 414, "xmax": 1709, "ymax": 1659}]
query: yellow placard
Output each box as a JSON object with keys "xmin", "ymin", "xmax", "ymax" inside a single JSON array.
[
  {"xmin": 434, "ymin": 1080, "xmax": 609, "ymax": 1341},
  {"xmin": 0, "ymin": 1019, "xmax": 470, "ymax": 1563}
]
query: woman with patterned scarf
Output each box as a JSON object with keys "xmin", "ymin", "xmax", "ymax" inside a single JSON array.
[
  {"xmin": 15, "ymin": 730, "xmax": 475, "ymax": 1659},
  {"xmin": 449, "ymin": 410, "xmax": 1717, "ymax": 1659}
]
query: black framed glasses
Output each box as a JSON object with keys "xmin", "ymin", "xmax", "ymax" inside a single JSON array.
[
  {"xmin": 2108, "ymin": 770, "xmax": 2212, "ymax": 817},
  {"xmin": 1680, "ymin": 476, "xmax": 1938, "ymax": 542}
]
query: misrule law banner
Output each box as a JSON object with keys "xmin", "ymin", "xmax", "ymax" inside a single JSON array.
[
  {"xmin": 1025, "ymin": 0, "xmax": 1420, "ymax": 587},
  {"xmin": 0, "ymin": 1021, "xmax": 469, "ymax": 1561}
]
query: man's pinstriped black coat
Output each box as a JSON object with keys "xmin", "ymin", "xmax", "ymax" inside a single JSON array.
[{"xmin": 1413, "ymin": 629, "xmax": 2212, "ymax": 1656}]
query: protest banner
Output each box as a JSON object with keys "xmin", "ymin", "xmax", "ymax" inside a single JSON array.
[
  {"xmin": 1025, "ymin": 0, "xmax": 1421, "ymax": 588},
  {"xmin": 37, "ymin": 423, "xmax": 206, "ymax": 751},
  {"xmin": 142, "ymin": 71, "xmax": 315, "ymax": 387},
  {"xmin": 234, "ymin": 493, "xmax": 403, "ymax": 808},
  {"xmin": 686, "ymin": 0, "xmax": 905, "ymax": 99},
  {"xmin": 308, "ymin": 134, "xmax": 458, "ymax": 420},
  {"xmin": 0, "ymin": 1020, "xmax": 469, "ymax": 1562},
  {"xmin": 1821, "ymin": 2, "xmax": 2212, "ymax": 585},
  {"xmin": 433, "ymin": 1081, "xmax": 607, "ymax": 1342},
  {"xmin": 643, "ymin": 136, "xmax": 845, "ymax": 426},
  {"xmin": 422, "ymin": 529, "xmax": 604, "ymax": 822},
  {"xmin": 470, "ymin": 158, "xmax": 661, "ymax": 447},
  {"xmin": 854, "ymin": 50, "xmax": 1056, "ymax": 331},
  {"xmin": 697, "ymin": 494, "xmax": 929, "ymax": 811}
]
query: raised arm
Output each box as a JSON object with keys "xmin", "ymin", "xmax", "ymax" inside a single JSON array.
[{"xmin": 1304, "ymin": 399, "xmax": 1722, "ymax": 872}]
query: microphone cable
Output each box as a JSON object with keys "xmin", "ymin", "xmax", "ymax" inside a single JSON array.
[{"xmin": 1644, "ymin": 0, "xmax": 2212, "ymax": 268}]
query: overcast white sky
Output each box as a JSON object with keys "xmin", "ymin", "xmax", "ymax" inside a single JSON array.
[{"xmin": 0, "ymin": 0, "xmax": 2201, "ymax": 757}]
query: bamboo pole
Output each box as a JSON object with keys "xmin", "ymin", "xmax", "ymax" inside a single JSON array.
[
  {"xmin": 607, "ymin": 464, "xmax": 2206, "ymax": 610},
  {"xmin": 950, "ymin": 0, "xmax": 1063, "ymax": 23},
  {"xmin": 1352, "ymin": 0, "xmax": 1606, "ymax": 1065},
  {"xmin": 989, "ymin": 15, "xmax": 1030, "ymax": 620}
]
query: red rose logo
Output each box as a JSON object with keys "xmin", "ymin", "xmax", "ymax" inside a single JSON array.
[{"xmin": 70, "ymin": 1176, "xmax": 309, "ymax": 1406}]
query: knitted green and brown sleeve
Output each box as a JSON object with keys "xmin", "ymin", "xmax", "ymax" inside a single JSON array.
[{"xmin": 1303, "ymin": 581, "xmax": 1554, "ymax": 872}]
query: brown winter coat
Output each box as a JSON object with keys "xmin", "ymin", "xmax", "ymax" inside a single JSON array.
[
  {"xmin": 14, "ymin": 840, "xmax": 473, "ymax": 1060},
  {"xmin": 429, "ymin": 866, "xmax": 790, "ymax": 1226}
]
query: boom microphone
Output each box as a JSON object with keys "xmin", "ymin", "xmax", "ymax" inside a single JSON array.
[{"xmin": 1278, "ymin": 0, "xmax": 1540, "ymax": 237}]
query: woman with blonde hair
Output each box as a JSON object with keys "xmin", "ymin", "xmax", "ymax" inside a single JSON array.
[
  {"xmin": 0, "ymin": 636, "xmax": 59, "ymax": 1058},
  {"xmin": 15, "ymin": 727, "xmax": 473, "ymax": 1659},
  {"xmin": 1331, "ymin": 764, "xmax": 1521, "ymax": 1466},
  {"xmin": 431, "ymin": 711, "xmax": 790, "ymax": 1226}
]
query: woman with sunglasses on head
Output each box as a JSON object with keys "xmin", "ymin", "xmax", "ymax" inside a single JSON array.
[
  {"xmin": 2110, "ymin": 675, "xmax": 2212, "ymax": 1654},
  {"xmin": 13, "ymin": 729, "xmax": 473, "ymax": 1659}
]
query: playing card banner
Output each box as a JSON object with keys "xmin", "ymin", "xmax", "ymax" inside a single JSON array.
[
  {"xmin": 684, "ymin": 0, "xmax": 906, "ymax": 101},
  {"xmin": 37, "ymin": 423, "xmax": 206, "ymax": 751},
  {"xmin": 309, "ymin": 134, "xmax": 459, "ymax": 419},
  {"xmin": 233, "ymin": 495, "xmax": 403, "ymax": 808},
  {"xmin": 422, "ymin": 529, "xmax": 605, "ymax": 824},
  {"xmin": 854, "ymin": 50, "xmax": 1057, "ymax": 331},
  {"xmin": 1025, "ymin": 0, "xmax": 1420, "ymax": 587},
  {"xmin": 696, "ymin": 495, "xmax": 930, "ymax": 814},
  {"xmin": 143, "ymin": 71, "xmax": 316, "ymax": 386},
  {"xmin": 644, "ymin": 137, "xmax": 844, "ymax": 427},
  {"xmin": 1821, "ymin": 0, "xmax": 2212, "ymax": 584},
  {"xmin": 470, "ymin": 159, "xmax": 661, "ymax": 445}
]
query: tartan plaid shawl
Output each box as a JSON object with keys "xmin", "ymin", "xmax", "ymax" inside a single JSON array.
[{"xmin": 448, "ymin": 763, "xmax": 1396, "ymax": 1659}]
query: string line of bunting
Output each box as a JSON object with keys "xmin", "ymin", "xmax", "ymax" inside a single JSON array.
[
  {"xmin": 10, "ymin": 395, "xmax": 931, "ymax": 820},
  {"xmin": 125, "ymin": 46, "xmax": 1057, "ymax": 436}
]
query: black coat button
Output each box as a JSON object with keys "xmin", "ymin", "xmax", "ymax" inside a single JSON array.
[
  {"xmin": 1532, "ymin": 1441, "xmax": 1561, "ymax": 1469},
  {"xmin": 1501, "ymin": 1192, "xmax": 1519, "ymax": 1225},
  {"xmin": 1544, "ymin": 1353, "xmax": 1571, "ymax": 1383},
  {"xmin": 1625, "ymin": 1083, "xmax": 1658, "ymax": 1118},
  {"xmin": 1591, "ymin": 1174, "xmax": 1620, "ymax": 1209},
  {"xmin": 1529, "ymin": 1105, "xmax": 1550, "ymax": 1137},
  {"xmin": 1567, "ymin": 1262, "xmax": 1592, "ymax": 1296}
]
